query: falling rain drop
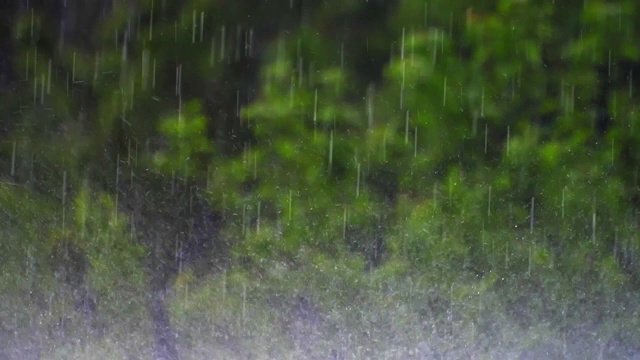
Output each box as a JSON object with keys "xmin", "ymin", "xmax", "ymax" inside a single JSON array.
[
  {"xmin": 10, "ymin": 141, "xmax": 16, "ymax": 177},
  {"xmin": 561, "ymin": 187, "xmax": 565, "ymax": 219},
  {"xmin": 72, "ymin": 52, "xmax": 76, "ymax": 83},
  {"xmin": 404, "ymin": 110, "xmax": 410, "ymax": 144},
  {"xmin": 149, "ymin": 0, "xmax": 154, "ymax": 41},
  {"xmin": 62, "ymin": 171, "xmax": 67, "ymax": 231},
  {"xmin": 256, "ymin": 201, "xmax": 261, "ymax": 234},
  {"xmin": 220, "ymin": 25, "xmax": 226, "ymax": 61},
  {"xmin": 400, "ymin": 28, "xmax": 406, "ymax": 109},
  {"xmin": 329, "ymin": 130, "xmax": 334, "ymax": 175},
  {"xmin": 40, "ymin": 74, "xmax": 44, "ymax": 104},
  {"xmin": 152, "ymin": 58, "xmax": 157, "ymax": 89},
  {"xmin": 443, "ymin": 76, "xmax": 447, "ymax": 107},
  {"xmin": 313, "ymin": 89, "xmax": 318, "ymax": 137},
  {"xmin": 480, "ymin": 86, "xmax": 485, "ymax": 117},
  {"xmin": 356, "ymin": 163, "xmax": 361, "ymax": 197},
  {"xmin": 506, "ymin": 126, "xmax": 510, "ymax": 156},
  {"xmin": 242, "ymin": 283, "xmax": 247, "ymax": 331},
  {"xmin": 343, "ymin": 207, "xmax": 347, "ymax": 242},
  {"xmin": 414, "ymin": 126, "xmax": 418, "ymax": 158},
  {"xmin": 367, "ymin": 84, "xmax": 374, "ymax": 130},
  {"xmin": 200, "ymin": 12, "xmax": 205, "ymax": 43},
  {"xmin": 530, "ymin": 197, "xmax": 535, "ymax": 234},
  {"xmin": 484, "ymin": 122, "xmax": 488, "ymax": 154},
  {"xmin": 192, "ymin": 10, "xmax": 196, "ymax": 44},
  {"xmin": 25, "ymin": 51, "xmax": 29, "ymax": 81},
  {"xmin": 47, "ymin": 59, "xmax": 51, "ymax": 94},
  {"xmin": 527, "ymin": 244, "xmax": 532, "ymax": 277},
  {"xmin": 592, "ymin": 198, "xmax": 596, "ymax": 244},
  {"xmin": 487, "ymin": 186, "xmax": 492, "ymax": 217}
]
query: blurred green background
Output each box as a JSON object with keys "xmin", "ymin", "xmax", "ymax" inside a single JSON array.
[{"xmin": 1, "ymin": 0, "xmax": 640, "ymax": 358}]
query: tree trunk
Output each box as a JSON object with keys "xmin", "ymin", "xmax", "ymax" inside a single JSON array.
[{"xmin": 149, "ymin": 281, "xmax": 179, "ymax": 360}]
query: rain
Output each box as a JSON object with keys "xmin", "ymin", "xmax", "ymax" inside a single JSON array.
[{"xmin": 1, "ymin": 0, "xmax": 640, "ymax": 359}]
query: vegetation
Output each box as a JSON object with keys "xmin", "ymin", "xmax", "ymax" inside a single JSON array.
[{"xmin": 1, "ymin": 0, "xmax": 640, "ymax": 358}]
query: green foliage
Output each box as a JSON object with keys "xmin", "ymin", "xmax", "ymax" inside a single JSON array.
[{"xmin": 5, "ymin": 0, "xmax": 640, "ymax": 357}]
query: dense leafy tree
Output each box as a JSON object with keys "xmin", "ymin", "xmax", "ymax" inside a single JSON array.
[{"xmin": 2, "ymin": 0, "xmax": 640, "ymax": 358}]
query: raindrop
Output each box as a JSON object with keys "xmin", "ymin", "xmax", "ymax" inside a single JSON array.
[
  {"xmin": 30, "ymin": 8, "xmax": 34, "ymax": 38},
  {"xmin": 481, "ymin": 221, "xmax": 485, "ymax": 250},
  {"xmin": 210, "ymin": 37, "xmax": 216, "ymax": 67},
  {"xmin": 25, "ymin": 51, "xmax": 29, "ymax": 80},
  {"xmin": 247, "ymin": 28, "xmax": 254, "ymax": 57},
  {"xmin": 570, "ymin": 85, "xmax": 575, "ymax": 113},
  {"xmin": 297, "ymin": 55, "xmax": 303, "ymax": 86},
  {"xmin": 142, "ymin": 49, "xmax": 150, "ymax": 90},
  {"xmin": 40, "ymin": 74, "xmax": 44, "ymax": 105},
  {"xmin": 505, "ymin": 242, "xmax": 509, "ymax": 269},
  {"xmin": 410, "ymin": 29, "xmax": 415, "ymax": 65},
  {"xmin": 506, "ymin": 125, "xmax": 510, "ymax": 156},
  {"xmin": 561, "ymin": 187, "xmax": 565, "ymax": 219},
  {"xmin": 242, "ymin": 283, "xmax": 247, "ymax": 330},
  {"xmin": 242, "ymin": 205, "xmax": 247, "ymax": 235},
  {"xmin": 443, "ymin": 76, "xmax": 447, "ymax": 107},
  {"xmin": 484, "ymin": 122, "xmax": 488, "ymax": 154},
  {"xmin": 152, "ymin": 58, "xmax": 157, "ymax": 89},
  {"xmin": 33, "ymin": 48, "xmax": 38, "ymax": 79},
  {"xmin": 192, "ymin": 10, "xmax": 197, "ymax": 44},
  {"xmin": 329, "ymin": 130, "xmax": 334, "ymax": 175},
  {"xmin": 200, "ymin": 12, "xmax": 205, "ymax": 43},
  {"xmin": 356, "ymin": 163, "xmax": 361, "ymax": 197},
  {"xmin": 530, "ymin": 196, "xmax": 534, "ymax": 234},
  {"xmin": 608, "ymin": 50, "xmax": 612, "ymax": 79},
  {"xmin": 47, "ymin": 59, "xmax": 51, "ymax": 94},
  {"xmin": 527, "ymin": 244, "xmax": 532, "ymax": 276},
  {"xmin": 256, "ymin": 201, "xmax": 261, "ymax": 234},
  {"xmin": 382, "ymin": 131, "xmax": 387, "ymax": 162},
  {"xmin": 220, "ymin": 25, "xmax": 226, "ymax": 61},
  {"xmin": 72, "ymin": 52, "xmax": 76, "ymax": 83},
  {"xmin": 175, "ymin": 64, "xmax": 182, "ymax": 96},
  {"xmin": 480, "ymin": 86, "xmax": 485, "ymax": 117},
  {"xmin": 400, "ymin": 27, "xmax": 406, "ymax": 109},
  {"xmin": 424, "ymin": 3, "xmax": 428, "ymax": 28},
  {"xmin": 472, "ymin": 110, "xmax": 478, "ymax": 137},
  {"xmin": 10, "ymin": 141, "xmax": 16, "ymax": 177},
  {"xmin": 404, "ymin": 110, "xmax": 410, "ymax": 144},
  {"xmin": 343, "ymin": 207, "xmax": 347, "ymax": 241},
  {"xmin": 432, "ymin": 29, "xmax": 438, "ymax": 64},
  {"xmin": 62, "ymin": 171, "xmax": 67, "ymax": 231},
  {"xmin": 313, "ymin": 89, "xmax": 318, "ymax": 134},
  {"xmin": 93, "ymin": 54, "xmax": 99, "ymax": 85},
  {"xmin": 592, "ymin": 198, "xmax": 596, "ymax": 243},
  {"xmin": 253, "ymin": 153, "xmax": 257, "ymax": 180},
  {"xmin": 288, "ymin": 190, "xmax": 293, "ymax": 222},
  {"xmin": 289, "ymin": 76, "xmax": 294, "ymax": 108},
  {"xmin": 487, "ymin": 185, "xmax": 492, "ymax": 217},
  {"xmin": 222, "ymin": 270, "xmax": 227, "ymax": 301},
  {"xmin": 414, "ymin": 126, "xmax": 418, "ymax": 158},
  {"xmin": 149, "ymin": 0, "xmax": 154, "ymax": 41},
  {"xmin": 400, "ymin": 59, "xmax": 405, "ymax": 109},
  {"xmin": 367, "ymin": 84, "xmax": 374, "ymax": 129},
  {"xmin": 611, "ymin": 138, "xmax": 615, "ymax": 166},
  {"xmin": 235, "ymin": 25, "xmax": 242, "ymax": 61}
]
